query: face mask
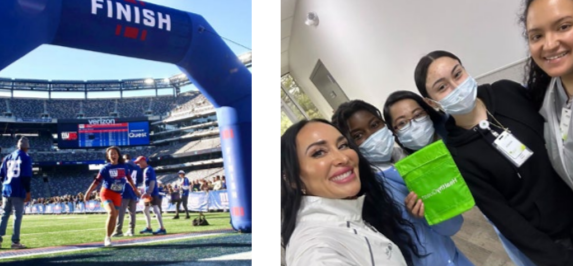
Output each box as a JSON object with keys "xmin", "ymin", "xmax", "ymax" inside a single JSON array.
[
  {"xmin": 359, "ymin": 126, "xmax": 395, "ymax": 163},
  {"xmin": 436, "ymin": 76, "xmax": 478, "ymax": 115},
  {"xmin": 397, "ymin": 116, "xmax": 436, "ymax": 151}
]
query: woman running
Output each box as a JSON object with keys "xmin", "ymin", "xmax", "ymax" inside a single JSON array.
[{"xmin": 84, "ymin": 146, "xmax": 140, "ymax": 247}]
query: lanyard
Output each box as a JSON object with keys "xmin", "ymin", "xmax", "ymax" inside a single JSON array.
[{"xmin": 478, "ymin": 101, "xmax": 509, "ymax": 137}]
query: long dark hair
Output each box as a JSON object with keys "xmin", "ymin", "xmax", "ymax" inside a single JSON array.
[
  {"xmin": 383, "ymin": 90, "xmax": 444, "ymax": 154},
  {"xmin": 414, "ymin": 50, "xmax": 462, "ymax": 97},
  {"xmin": 105, "ymin": 146, "xmax": 125, "ymax": 164},
  {"xmin": 281, "ymin": 119, "xmax": 421, "ymax": 265},
  {"xmin": 331, "ymin": 99, "xmax": 386, "ymax": 140},
  {"xmin": 520, "ymin": 0, "xmax": 552, "ymax": 110}
]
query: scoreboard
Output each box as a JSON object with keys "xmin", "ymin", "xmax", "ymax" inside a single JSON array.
[{"xmin": 58, "ymin": 118, "xmax": 150, "ymax": 149}]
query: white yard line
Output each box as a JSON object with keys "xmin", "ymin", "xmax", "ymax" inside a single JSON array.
[
  {"xmin": 199, "ymin": 251, "xmax": 252, "ymax": 261},
  {"xmin": 0, "ymin": 232, "xmax": 228, "ymax": 260}
]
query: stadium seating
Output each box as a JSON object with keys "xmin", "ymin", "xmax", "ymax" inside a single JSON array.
[
  {"xmin": 1, "ymin": 92, "xmax": 207, "ymax": 119},
  {"xmin": 157, "ymin": 167, "xmax": 224, "ymax": 186},
  {"xmin": 0, "ymin": 136, "xmax": 53, "ymax": 151},
  {"xmin": 1, "ymin": 90, "xmax": 226, "ymax": 203},
  {"xmin": 29, "ymin": 167, "xmax": 224, "ymax": 199}
]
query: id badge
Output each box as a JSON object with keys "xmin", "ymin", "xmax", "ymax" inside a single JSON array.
[
  {"xmin": 493, "ymin": 131, "xmax": 534, "ymax": 168},
  {"xmin": 560, "ymin": 108, "xmax": 571, "ymax": 141}
]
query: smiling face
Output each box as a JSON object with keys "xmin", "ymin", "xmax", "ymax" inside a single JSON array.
[
  {"xmin": 296, "ymin": 122, "xmax": 361, "ymax": 199},
  {"xmin": 527, "ymin": 0, "xmax": 573, "ymax": 78},
  {"xmin": 347, "ymin": 110, "xmax": 386, "ymax": 146},
  {"xmin": 107, "ymin": 148, "xmax": 119, "ymax": 165},
  {"xmin": 425, "ymin": 56, "xmax": 469, "ymax": 102}
]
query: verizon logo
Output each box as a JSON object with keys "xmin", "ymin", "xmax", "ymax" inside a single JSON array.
[{"xmin": 88, "ymin": 118, "xmax": 116, "ymax": 125}]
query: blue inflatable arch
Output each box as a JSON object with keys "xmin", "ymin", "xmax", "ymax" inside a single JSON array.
[{"xmin": 0, "ymin": 0, "xmax": 252, "ymax": 232}]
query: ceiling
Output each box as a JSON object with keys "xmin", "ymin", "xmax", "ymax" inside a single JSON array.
[{"xmin": 281, "ymin": 0, "xmax": 296, "ymax": 76}]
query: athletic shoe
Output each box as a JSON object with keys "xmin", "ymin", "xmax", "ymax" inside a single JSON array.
[
  {"xmin": 139, "ymin": 227, "xmax": 153, "ymax": 234},
  {"xmin": 104, "ymin": 237, "xmax": 112, "ymax": 247},
  {"xmin": 185, "ymin": 216, "xmax": 190, "ymax": 219},
  {"xmin": 172, "ymin": 216, "xmax": 179, "ymax": 219},
  {"xmin": 11, "ymin": 243, "xmax": 26, "ymax": 249},
  {"xmin": 125, "ymin": 231, "xmax": 134, "ymax": 237},
  {"xmin": 111, "ymin": 232, "xmax": 123, "ymax": 237},
  {"xmin": 152, "ymin": 228, "xmax": 167, "ymax": 235}
]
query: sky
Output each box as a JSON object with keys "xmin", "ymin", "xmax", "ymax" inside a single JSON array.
[{"xmin": 0, "ymin": 0, "xmax": 252, "ymax": 98}]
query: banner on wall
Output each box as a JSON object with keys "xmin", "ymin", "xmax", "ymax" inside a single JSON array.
[{"xmin": 24, "ymin": 191, "xmax": 228, "ymax": 214}]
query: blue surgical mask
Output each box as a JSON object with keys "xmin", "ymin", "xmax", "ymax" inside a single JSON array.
[
  {"xmin": 397, "ymin": 116, "xmax": 436, "ymax": 151},
  {"xmin": 359, "ymin": 126, "xmax": 395, "ymax": 163},
  {"xmin": 437, "ymin": 76, "xmax": 478, "ymax": 115}
]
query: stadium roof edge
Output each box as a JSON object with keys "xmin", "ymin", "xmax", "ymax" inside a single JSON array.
[{"xmin": 0, "ymin": 52, "xmax": 252, "ymax": 88}]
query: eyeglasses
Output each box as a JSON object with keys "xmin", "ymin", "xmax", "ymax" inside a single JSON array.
[{"xmin": 394, "ymin": 111, "xmax": 429, "ymax": 132}]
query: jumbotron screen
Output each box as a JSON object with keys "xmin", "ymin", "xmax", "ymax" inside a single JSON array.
[{"xmin": 57, "ymin": 118, "xmax": 150, "ymax": 149}]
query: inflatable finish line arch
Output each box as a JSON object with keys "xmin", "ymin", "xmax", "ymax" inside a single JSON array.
[{"xmin": 0, "ymin": 0, "xmax": 252, "ymax": 232}]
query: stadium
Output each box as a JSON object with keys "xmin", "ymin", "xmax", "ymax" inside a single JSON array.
[{"xmin": 0, "ymin": 0, "xmax": 252, "ymax": 264}]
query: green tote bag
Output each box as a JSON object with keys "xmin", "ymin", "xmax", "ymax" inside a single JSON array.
[{"xmin": 394, "ymin": 140, "xmax": 475, "ymax": 225}]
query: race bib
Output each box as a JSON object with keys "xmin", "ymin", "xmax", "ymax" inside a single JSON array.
[
  {"xmin": 110, "ymin": 181, "xmax": 124, "ymax": 192},
  {"xmin": 493, "ymin": 131, "xmax": 533, "ymax": 168}
]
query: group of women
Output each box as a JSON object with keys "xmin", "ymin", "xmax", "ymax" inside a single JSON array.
[{"xmin": 281, "ymin": 0, "xmax": 573, "ymax": 265}]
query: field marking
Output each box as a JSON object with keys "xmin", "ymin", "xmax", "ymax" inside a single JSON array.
[
  {"xmin": 0, "ymin": 231, "xmax": 230, "ymax": 260},
  {"xmin": 20, "ymin": 228, "xmax": 102, "ymax": 236},
  {"xmin": 199, "ymin": 251, "xmax": 252, "ymax": 261}
]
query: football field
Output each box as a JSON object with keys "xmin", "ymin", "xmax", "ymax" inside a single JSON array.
[{"xmin": 0, "ymin": 212, "xmax": 251, "ymax": 265}]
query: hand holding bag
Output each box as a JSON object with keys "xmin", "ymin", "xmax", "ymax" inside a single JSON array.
[{"xmin": 395, "ymin": 140, "xmax": 475, "ymax": 225}]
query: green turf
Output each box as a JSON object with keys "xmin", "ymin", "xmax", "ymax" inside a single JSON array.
[
  {"xmin": 1, "ymin": 233, "xmax": 251, "ymax": 263},
  {"xmin": 0, "ymin": 212, "xmax": 232, "ymax": 249}
]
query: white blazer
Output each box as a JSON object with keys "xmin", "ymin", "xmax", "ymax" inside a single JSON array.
[
  {"xmin": 285, "ymin": 195, "xmax": 407, "ymax": 266},
  {"xmin": 539, "ymin": 77, "xmax": 573, "ymax": 191}
]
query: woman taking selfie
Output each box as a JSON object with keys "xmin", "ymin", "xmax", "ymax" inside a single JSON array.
[{"xmin": 281, "ymin": 119, "xmax": 421, "ymax": 265}]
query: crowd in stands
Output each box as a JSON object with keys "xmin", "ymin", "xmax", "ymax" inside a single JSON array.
[
  {"xmin": 0, "ymin": 133, "xmax": 221, "ymax": 163},
  {"xmin": 29, "ymin": 171, "xmax": 95, "ymax": 198},
  {"xmin": 1, "ymin": 92, "xmax": 206, "ymax": 119},
  {"xmin": 33, "ymin": 167, "xmax": 225, "ymax": 198},
  {"xmin": 157, "ymin": 167, "xmax": 224, "ymax": 184},
  {"xmin": 33, "ymin": 151, "xmax": 105, "ymax": 162},
  {"xmin": 25, "ymin": 167, "xmax": 225, "ymax": 210},
  {"xmin": 28, "ymin": 192, "xmax": 92, "ymax": 207},
  {"xmin": 166, "ymin": 175, "xmax": 227, "ymax": 196},
  {"xmin": 0, "ymin": 136, "xmax": 53, "ymax": 151}
]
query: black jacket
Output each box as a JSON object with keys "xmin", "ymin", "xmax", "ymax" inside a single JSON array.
[{"xmin": 445, "ymin": 80, "xmax": 573, "ymax": 266}]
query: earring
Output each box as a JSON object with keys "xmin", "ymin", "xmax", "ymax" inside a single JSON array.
[{"xmin": 301, "ymin": 188, "xmax": 307, "ymax": 195}]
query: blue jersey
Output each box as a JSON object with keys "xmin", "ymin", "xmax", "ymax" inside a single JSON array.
[
  {"xmin": 0, "ymin": 150, "xmax": 32, "ymax": 198},
  {"xmin": 122, "ymin": 162, "xmax": 139, "ymax": 200},
  {"xmin": 179, "ymin": 177, "xmax": 190, "ymax": 196},
  {"xmin": 96, "ymin": 163, "xmax": 130, "ymax": 194},
  {"xmin": 143, "ymin": 166, "xmax": 159, "ymax": 196}
]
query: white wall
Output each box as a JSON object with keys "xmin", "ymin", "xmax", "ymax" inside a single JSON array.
[
  {"xmin": 475, "ymin": 58, "xmax": 527, "ymax": 86},
  {"xmin": 287, "ymin": 0, "xmax": 529, "ymax": 116}
]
